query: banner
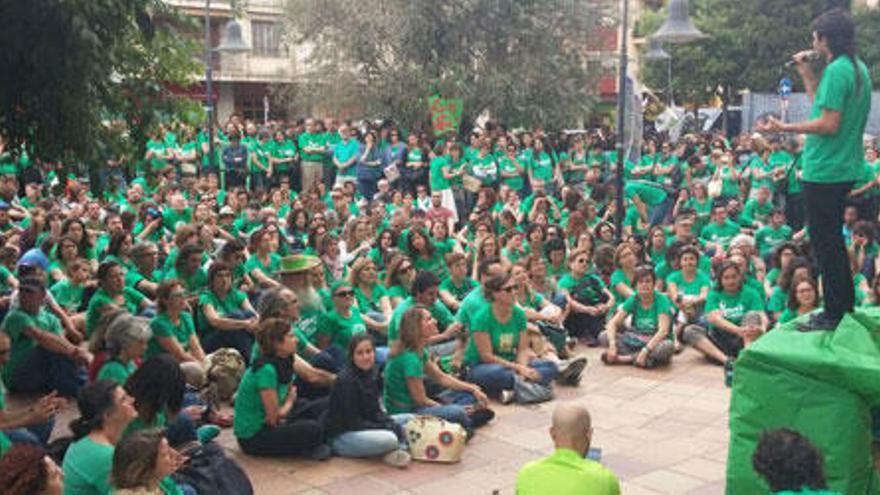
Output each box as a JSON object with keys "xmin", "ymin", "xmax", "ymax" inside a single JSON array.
[{"xmin": 428, "ymin": 95, "xmax": 463, "ymax": 137}]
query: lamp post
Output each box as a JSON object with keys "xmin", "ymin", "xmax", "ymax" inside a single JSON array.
[
  {"xmin": 613, "ymin": 0, "xmax": 630, "ymax": 241},
  {"xmin": 644, "ymin": 39, "xmax": 672, "ymax": 106},
  {"xmin": 204, "ymin": 2, "xmax": 250, "ymax": 172}
]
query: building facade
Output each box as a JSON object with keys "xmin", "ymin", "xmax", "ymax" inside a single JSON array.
[{"xmin": 165, "ymin": 0, "xmax": 295, "ymax": 123}]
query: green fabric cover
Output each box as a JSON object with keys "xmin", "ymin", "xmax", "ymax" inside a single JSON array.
[{"xmin": 726, "ymin": 309, "xmax": 880, "ymax": 495}]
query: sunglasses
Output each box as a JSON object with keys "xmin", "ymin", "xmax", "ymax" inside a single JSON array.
[
  {"xmin": 334, "ymin": 290, "xmax": 355, "ymax": 298},
  {"xmin": 400, "ymin": 265, "xmax": 413, "ymax": 272}
]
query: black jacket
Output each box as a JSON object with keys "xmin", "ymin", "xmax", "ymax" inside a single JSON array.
[{"xmin": 325, "ymin": 363, "xmax": 400, "ymax": 439}]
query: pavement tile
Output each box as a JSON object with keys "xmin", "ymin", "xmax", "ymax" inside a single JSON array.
[
  {"xmin": 629, "ymin": 468, "xmax": 708, "ymax": 494},
  {"xmin": 669, "ymin": 457, "xmax": 727, "ymax": 482}
]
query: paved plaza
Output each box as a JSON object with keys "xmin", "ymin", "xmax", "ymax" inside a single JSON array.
[
  {"xmin": 31, "ymin": 344, "xmax": 729, "ymax": 494},
  {"xmin": 216, "ymin": 345, "xmax": 731, "ymax": 495}
]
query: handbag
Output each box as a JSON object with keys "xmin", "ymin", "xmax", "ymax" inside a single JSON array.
[
  {"xmin": 172, "ymin": 442, "xmax": 253, "ymax": 495},
  {"xmin": 537, "ymin": 322, "xmax": 568, "ymax": 355},
  {"xmin": 462, "ymin": 175, "xmax": 482, "ymax": 193},
  {"xmin": 404, "ymin": 415, "xmax": 467, "ymax": 463},
  {"xmin": 383, "ymin": 163, "xmax": 401, "ymax": 182},
  {"xmin": 205, "ymin": 348, "xmax": 245, "ymax": 403},
  {"xmin": 513, "ymin": 375, "xmax": 554, "ymax": 404}
]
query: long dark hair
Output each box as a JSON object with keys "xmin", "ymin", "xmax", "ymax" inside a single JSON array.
[
  {"xmin": 812, "ymin": 8, "xmax": 862, "ymax": 92},
  {"xmin": 125, "ymin": 355, "xmax": 185, "ymax": 425},
  {"xmin": 69, "ymin": 380, "xmax": 120, "ymax": 440}
]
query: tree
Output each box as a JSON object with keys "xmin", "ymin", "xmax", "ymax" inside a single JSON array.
[
  {"xmin": 637, "ymin": 0, "xmax": 877, "ymax": 111},
  {"xmin": 855, "ymin": 6, "xmax": 880, "ymax": 85},
  {"xmin": 0, "ymin": 0, "xmax": 200, "ymax": 183},
  {"xmin": 280, "ymin": 0, "xmax": 611, "ymax": 132}
]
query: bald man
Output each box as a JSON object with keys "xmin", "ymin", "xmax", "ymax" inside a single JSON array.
[{"xmin": 516, "ymin": 402, "xmax": 620, "ymax": 495}]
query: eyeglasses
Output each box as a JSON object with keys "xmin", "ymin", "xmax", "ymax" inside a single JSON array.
[
  {"xmin": 334, "ymin": 290, "xmax": 355, "ymax": 298},
  {"xmin": 576, "ymin": 258, "xmax": 589, "ymax": 264},
  {"xmin": 500, "ymin": 285, "xmax": 517, "ymax": 293},
  {"xmin": 400, "ymin": 265, "xmax": 413, "ymax": 272},
  {"xmin": 170, "ymin": 290, "xmax": 187, "ymax": 297}
]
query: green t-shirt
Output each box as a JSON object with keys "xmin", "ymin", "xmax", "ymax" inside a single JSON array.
[
  {"xmin": 609, "ymin": 269, "xmax": 633, "ymax": 307},
  {"xmin": 85, "ymin": 287, "xmax": 145, "ymax": 338},
  {"xmin": 705, "ymin": 287, "xmax": 765, "ymax": 330},
  {"xmin": 162, "ymin": 267, "xmax": 208, "ymax": 296},
  {"xmin": 499, "ymin": 155, "xmax": 525, "ymax": 191},
  {"xmin": 233, "ymin": 363, "xmax": 288, "ymax": 440},
  {"xmin": 244, "ymin": 253, "xmax": 281, "ymax": 279},
  {"xmin": 802, "ymin": 56, "xmax": 872, "ymax": 183},
  {"xmin": 62, "ymin": 436, "xmax": 114, "ymax": 495},
  {"xmin": 298, "ymin": 132, "xmax": 326, "ymax": 162},
  {"xmin": 333, "ymin": 139, "xmax": 361, "ymax": 178},
  {"xmin": 96, "ymin": 359, "xmax": 137, "ymax": 385},
  {"xmin": 700, "ymin": 220, "xmax": 741, "ymax": 250},
  {"xmin": 162, "ymin": 208, "xmax": 193, "ymax": 233},
  {"xmin": 50, "ymin": 279, "xmax": 85, "ymax": 313},
  {"xmin": 454, "ymin": 287, "xmax": 488, "ymax": 329},
  {"xmin": 316, "ymin": 308, "xmax": 367, "ymax": 354},
  {"xmin": 429, "ymin": 155, "xmax": 452, "ymax": 191},
  {"xmin": 755, "ymin": 224, "xmax": 793, "ymax": 258},
  {"xmin": 464, "ymin": 305, "xmax": 526, "ymax": 365},
  {"xmin": 388, "ymin": 297, "xmax": 455, "ymax": 342},
  {"xmin": 517, "ymin": 448, "xmax": 621, "ymax": 495},
  {"xmin": 439, "ymin": 277, "xmax": 478, "ymax": 302},
  {"xmin": 197, "ymin": 289, "xmax": 247, "ymax": 335},
  {"xmin": 383, "ymin": 349, "xmax": 427, "ymax": 414},
  {"xmin": 620, "ymin": 292, "xmax": 673, "ymax": 336},
  {"xmin": 1, "ymin": 307, "xmax": 63, "ymax": 385},
  {"xmin": 530, "ymin": 151, "xmax": 555, "ymax": 181},
  {"xmin": 146, "ymin": 312, "xmax": 196, "ymax": 359},
  {"xmin": 354, "ymin": 283, "xmax": 387, "ymax": 314},
  {"xmin": 667, "ymin": 270, "xmax": 711, "ymax": 297},
  {"xmin": 558, "ymin": 273, "xmax": 607, "ymax": 305}
]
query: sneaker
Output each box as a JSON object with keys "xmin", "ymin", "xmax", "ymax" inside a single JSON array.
[
  {"xmin": 382, "ymin": 449, "xmax": 411, "ymax": 468},
  {"xmin": 499, "ymin": 389, "xmax": 515, "ymax": 405},
  {"xmin": 724, "ymin": 358, "xmax": 735, "ymax": 388},
  {"xmin": 309, "ymin": 444, "xmax": 332, "ymax": 461},
  {"xmin": 468, "ymin": 407, "xmax": 496, "ymax": 428},
  {"xmin": 196, "ymin": 425, "xmax": 221, "ymax": 444},
  {"xmin": 558, "ymin": 356, "xmax": 588, "ymax": 386}
]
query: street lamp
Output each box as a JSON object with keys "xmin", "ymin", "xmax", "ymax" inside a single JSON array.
[
  {"xmin": 614, "ymin": 0, "xmax": 706, "ymax": 238},
  {"xmin": 205, "ymin": 0, "xmax": 251, "ymax": 172},
  {"xmin": 644, "ymin": 39, "xmax": 672, "ymax": 106}
]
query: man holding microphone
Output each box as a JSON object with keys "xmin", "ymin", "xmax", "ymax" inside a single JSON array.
[{"xmin": 759, "ymin": 8, "xmax": 872, "ymax": 331}]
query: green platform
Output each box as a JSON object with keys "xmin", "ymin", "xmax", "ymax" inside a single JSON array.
[{"xmin": 726, "ymin": 309, "xmax": 880, "ymax": 494}]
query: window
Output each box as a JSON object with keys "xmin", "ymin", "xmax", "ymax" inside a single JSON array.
[{"xmin": 251, "ymin": 21, "xmax": 281, "ymax": 57}]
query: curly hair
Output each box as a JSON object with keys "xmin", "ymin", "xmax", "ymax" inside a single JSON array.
[
  {"xmin": 125, "ymin": 354, "xmax": 185, "ymax": 425},
  {"xmin": 752, "ymin": 428, "xmax": 828, "ymax": 492},
  {"xmin": 0, "ymin": 444, "xmax": 50, "ymax": 495}
]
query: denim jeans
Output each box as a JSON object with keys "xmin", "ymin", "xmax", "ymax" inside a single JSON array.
[
  {"xmin": 9, "ymin": 346, "xmax": 83, "ymax": 398},
  {"xmin": 466, "ymin": 360, "xmax": 558, "ymax": 397},
  {"xmin": 4, "ymin": 419, "xmax": 54, "ymax": 446},
  {"xmin": 330, "ymin": 414, "xmax": 413, "ymax": 458},
  {"xmin": 415, "ymin": 390, "xmax": 477, "ymax": 430}
]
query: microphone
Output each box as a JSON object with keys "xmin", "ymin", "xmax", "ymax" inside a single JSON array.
[{"xmin": 785, "ymin": 50, "xmax": 818, "ymax": 68}]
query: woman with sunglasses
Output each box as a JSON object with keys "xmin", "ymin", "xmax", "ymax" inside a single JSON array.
[
  {"xmin": 315, "ymin": 281, "xmax": 369, "ymax": 372},
  {"xmin": 557, "ymin": 247, "xmax": 614, "ymax": 346},
  {"xmin": 385, "ymin": 255, "xmax": 416, "ymax": 309},
  {"xmin": 464, "ymin": 273, "xmax": 559, "ymax": 403}
]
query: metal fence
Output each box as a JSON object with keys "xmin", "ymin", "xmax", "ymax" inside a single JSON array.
[{"xmin": 742, "ymin": 91, "xmax": 880, "ymax": 137}]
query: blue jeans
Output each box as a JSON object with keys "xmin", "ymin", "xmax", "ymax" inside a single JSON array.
[
  {"xmin": 330, "ymin": 414, "xmax": 413, "ymax": 458},
  {"xmin": 467, "ymin": 360, "xmax": 558, "ymax": 397},
  {"xmin": 4, "ymin": 419, "xmax": 54, "ymax": 446},
  {"xmin": 9, "ymin": 346, "xmax": 84, "ymax": 398},
  {"xmin": 416, "ymin": 390, "xmax": 477, "ymax": 430}
]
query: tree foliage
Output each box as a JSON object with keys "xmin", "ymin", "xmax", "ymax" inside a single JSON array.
[
  {"xmin": 281, "ymin": 0, "xmax": 611, "ymax": 132},
  {"xmin": 637, "ymin": 0, "xmax": 877, "ymax": 108},
  {"xmin": 0, "ymin": 0, "xmax": 200, "ymax": 173}
]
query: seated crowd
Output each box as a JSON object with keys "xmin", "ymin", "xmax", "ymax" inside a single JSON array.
[{"xmin": 0, "ymin": 115, "xmax": 877, "ymax": 494}]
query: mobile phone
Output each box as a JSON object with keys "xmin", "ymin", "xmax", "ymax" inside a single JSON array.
[{"xmin": 586, "ymin": 448, "xmax": 602, "ymax": 462}]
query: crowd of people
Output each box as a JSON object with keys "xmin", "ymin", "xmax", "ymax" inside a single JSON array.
[{"xmin": 0, "ymin": 112, "xmax": 876, "ymax": 494}]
